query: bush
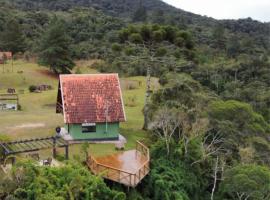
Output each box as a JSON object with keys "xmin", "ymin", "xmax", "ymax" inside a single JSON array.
[
  {"xmin": 124, "ymin": 47, "xmax": 135, "ymax": 56},
  {"xmin": 174, "ymin": 36, "xmax": 185, "ymax": 47},
  {"xmin": 75, "ymin": 68, "xmax": 82, "ymax": 74},
  {"xmin": 28, "ymin": 85, "xmax": 37, "ymax": 92},
  {"xmin": 129, "ymin": 33, "xmax": 143, "ymax": 43},
  {"xmin": 125, "ymin": 95, "xmax": 137, "ymax": 107},
  {"xmin": 17, "ymin": 104, "xmax": 22, "ymax": 111},
  {"xmin": 111, "ymin": 43, "xmax": 122, "ymax": 52},
  {"xmin": 156, "ymin": 47, "xmax": 167, "ymax": 57},
  {"xmin": 153, "ymin": 30, "xmax": 165, "ymax": 42}
]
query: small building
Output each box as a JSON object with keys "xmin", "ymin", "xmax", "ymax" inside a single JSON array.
[
  {"xmin": 0, "ymin": 94, "xmax": 19, "ymax": 111},
  {"xmin": 37, "ymin": 84, "xmax": 52, "ymax": 91},
  {"xmin": 56, "ymin": 74, "xmax": 126, "ymax": 141},
  {"xmin": 0, "ymin": 52, "xmax": 12, "ymax": 64}
]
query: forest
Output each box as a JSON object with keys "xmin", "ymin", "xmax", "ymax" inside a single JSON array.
[{"xmin": 0, "ymin": 0, "xmax": 270, "ymax": 199}]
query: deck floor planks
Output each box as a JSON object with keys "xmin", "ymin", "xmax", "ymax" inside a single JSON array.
[
  {"xmin": 88, "ymin": 148, "xmax": 150, "ymax": 187},
  {"xmin": 95, "ymin": 150, "xmax": 147, "ymax": 173}
]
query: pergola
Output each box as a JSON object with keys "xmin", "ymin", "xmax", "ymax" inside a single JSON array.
[{"xmin": 0, "ymin": 136, "xmax": 69, "ymax": 164}]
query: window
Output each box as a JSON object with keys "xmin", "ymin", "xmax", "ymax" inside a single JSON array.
[{"xmin": 82, "ymin": 123, "xmax": 96, "ymax": 133}]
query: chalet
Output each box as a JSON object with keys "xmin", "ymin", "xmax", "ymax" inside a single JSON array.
[{"xmin": 56, "ymin": 74, "xmax": 126, "ymax": 141}]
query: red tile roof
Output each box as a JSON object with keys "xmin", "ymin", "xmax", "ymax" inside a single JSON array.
[{"xmin": 59, "ymin": 74, "xmax": 126, "ymax": 124}]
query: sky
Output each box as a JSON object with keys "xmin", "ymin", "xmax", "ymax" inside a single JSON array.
[{"xmin": 163, "ymin": 0, "xmax": 270, "ymax": 22}]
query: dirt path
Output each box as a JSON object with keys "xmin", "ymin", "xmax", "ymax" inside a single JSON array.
[{"xmin": 7, "ymin": 123, "xmax": 45, "ymax": 131}]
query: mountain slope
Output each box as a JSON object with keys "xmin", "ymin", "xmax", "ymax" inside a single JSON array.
[{"xmin": 5, "ymin": 0, "xmax": 269, "ymax": 50}]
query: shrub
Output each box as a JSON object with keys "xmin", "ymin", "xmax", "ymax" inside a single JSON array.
[
  {"xmin": 153, "ymin": 30, "xmax": 165, "ymax": 42},
  {"xmin": 75, "ymin": 68, "xmax": 82, "ymax": 74},
  {"xmin": 28, "ymin": 85, "xmax": 37, "ymax": 92},
  {"xmin": 156, "ymin": 47, "xmax": 167, "ymax": 57},
  {"xmin": 129, "ymin": 33, "xmax": 143, "ymax": 43},
  {"xmin": 125, "ymin": 95, "xmax": 137, "ymax": 107},
  {"xmin": 17, "ymin": 104, "xmax": 22, "ymax": 111},
  {"xmin": 124, "ymin": 47, "xmax": 135, "ymax": 56},
  {"xmin": 111, "ymin": 43, "xmax": 122, "ymax": 52}
]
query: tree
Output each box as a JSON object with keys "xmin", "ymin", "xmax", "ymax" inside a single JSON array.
[
  {"xmin": 226, "ymin": 35, "xmax": 241, "ymax": 58},
  {"xmin": 149, "ymin": 107, "xmax": 181, "ymax": 155},
  {"xmin": 80, "ymin": 142, "xmax": 90, "ymax": 162},
  {"xmin": 212, "ymin": 24, "xmax": 226, "ymax": 49},
  {"xmin": 132, "ymin": 4, "xmax": 147, "ymax": 22},
  {"xmin": 218, "ymin": 164, "xmax": 270, "ymax": 200},
  {"xmin": 38, "ymin": 18, "xmax": 75, "ymax": 74},
  {"xmin": 208, "ymin": 100, "xmax": 270, "ymax": 162},
  {"xmin": 0, "ymin": 161, "xmax": 126, "ymax": 200},
  {"xmin": 0, "ymin": 19, "xmax": 25, "ymax": 53}
]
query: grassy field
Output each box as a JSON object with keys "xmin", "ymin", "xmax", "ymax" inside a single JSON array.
[{"xmin": 0, "ymin": 60, "xmax": 159, "ymax": 160}]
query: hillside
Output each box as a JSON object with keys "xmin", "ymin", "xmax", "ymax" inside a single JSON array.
[{"xmin": 4, "ymin": 0, "xmax": 269, "ymax": 46}]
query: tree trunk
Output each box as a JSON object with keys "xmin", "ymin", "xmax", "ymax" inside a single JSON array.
[{"xmin": 211, "ymin": 156, "xmax": 219, "ymax": 200}]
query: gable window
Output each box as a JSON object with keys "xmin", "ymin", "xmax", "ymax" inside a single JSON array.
[{"xmin": 82, "ymin": 123, "xmax": 96, "ymax": 133}]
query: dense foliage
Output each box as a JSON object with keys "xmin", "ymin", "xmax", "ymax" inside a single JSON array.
[
  {"xmin": 38, "ymin": 18, "xmax": 75, "ymax": 74},
  {"xmin": 0, "ymin": 161, "xmax": 126, "ymax": 200}
]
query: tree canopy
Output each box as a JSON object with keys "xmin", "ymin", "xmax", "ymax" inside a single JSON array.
[{"xmin": 38, "ymin": 18, "xmax": 75, "ymax": 74}]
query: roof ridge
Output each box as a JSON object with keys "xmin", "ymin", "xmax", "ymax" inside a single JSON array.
[{"xmin": 60, "ymin": 73, "xmax": 119, "ymax": 77}]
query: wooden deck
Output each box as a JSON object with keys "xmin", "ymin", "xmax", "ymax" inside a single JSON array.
[{"xmin": 87, "ymin": 141, "xmax": 150, "ymax": 187}]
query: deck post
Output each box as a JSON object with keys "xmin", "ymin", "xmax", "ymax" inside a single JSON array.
[
  {"xmin": 139, "ymin": 169, "xmax": 141, "ymax": 182},
  {"xmin": 135, "ymin": 142, "xmax": 138, "ymax": 157},
  {"xmin": 52, "ymin": 137, "xmax": 56, "ymax": 158},
  {"xmin": 2, "ymin": 152, "xmax": 6, "ymax": 167},
  {"xmin": 65, "ymin": 145, "xmax": 69, "ymax": 160},
  {"xmin": 12, "ymin": 156, "xmax": 16, "ymax": 165},
  {"xmin": 119, "ymin": 170, "xmax": 121, "ymax": 182}
]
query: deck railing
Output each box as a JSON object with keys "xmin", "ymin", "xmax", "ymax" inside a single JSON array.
[
  {"xmin": 87, "ymin": 140, "xmax": 150, "ymax": 187},
  {"xmin": 135, "ymin": 140, "xmax": 150, "ymax": 158}
]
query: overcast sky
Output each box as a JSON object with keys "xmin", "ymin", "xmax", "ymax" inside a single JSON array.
[{"xmin": 163, "ymin": 0, "xmax": 270, "ymax": 22}]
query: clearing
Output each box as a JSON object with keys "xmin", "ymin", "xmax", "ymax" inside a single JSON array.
[{"xmin": 0, "ymin": 60, "xmax": 159, "ymax": 159}]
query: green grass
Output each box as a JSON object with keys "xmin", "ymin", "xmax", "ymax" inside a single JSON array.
[{"xmin": 0, "ymin": 60, "xmax": 159, "ymax": 159}]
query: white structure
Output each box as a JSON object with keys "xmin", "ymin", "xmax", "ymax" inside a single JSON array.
[{"xmin": 0, "ymin": 102, "xmax": 17, "ymax": 111}]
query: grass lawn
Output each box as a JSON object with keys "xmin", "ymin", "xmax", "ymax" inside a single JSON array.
[{"xmin": 0, "ymin": 60, "xmax": 159, "ymax": 160}]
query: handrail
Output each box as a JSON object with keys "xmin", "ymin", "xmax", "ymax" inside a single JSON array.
[
  {"xmin": 136, "ymin": 140, "xmax": 150, "ymax": 160},
  {"xmin": 88, "ymin": 155, "xmax": 133, "ymax": 175}
]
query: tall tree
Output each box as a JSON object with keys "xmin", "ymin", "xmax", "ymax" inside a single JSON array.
[
  {"xmin": 0, "ymin": 18, "xmax": 25, "ymax": 53},
  {"xmin": 226, "ymin": 35, "xmax": 241, "ymax": 58},
  {"xmin": 38, "ymin": 18, "xmax": 74, "ymax": 74},
  {"xmin": 218, "ymin": 164, "xmax": 270, "ymax": 200},
  {"xmin": 212, "ymin": 24, "xmax": 226, "ymax": 49},
  {"xmin": 132, "ymin": 0, "xmax": 147, "ymax": 22}
]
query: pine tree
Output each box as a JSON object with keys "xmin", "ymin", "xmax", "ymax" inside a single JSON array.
[
  {"xmin": 0, "ymin": 18, "xmax": 25, "ymax": 53},
  {"xmin": 38, "ymin": 18, "xmax": 75, "ymax": 74}
]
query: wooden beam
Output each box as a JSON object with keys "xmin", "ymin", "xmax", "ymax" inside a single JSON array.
[
  {"xmin": 3, "ymin": 136, "xmax": 68, "ymax": 156},
  {"xmin": 13, "ymin": 143, "xmax": 25, "ymax": 151},
  {"xmin": 6, "ymin": 136, "xmax": 53, "ymax": 145},
  {"xmin": 0, "ymin": 143, "xmax": 10, "ymax": 154},
  {"xmin": 40, "ymin": 139, "xmax": 53, "ymax": 146},
  {"xmin": 65, "ymin": 145, "xmax": 69, "ymax": 160},
  {"xmin": 55, "ymin": 139, "xmax": 67, "ymax": 147}
]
